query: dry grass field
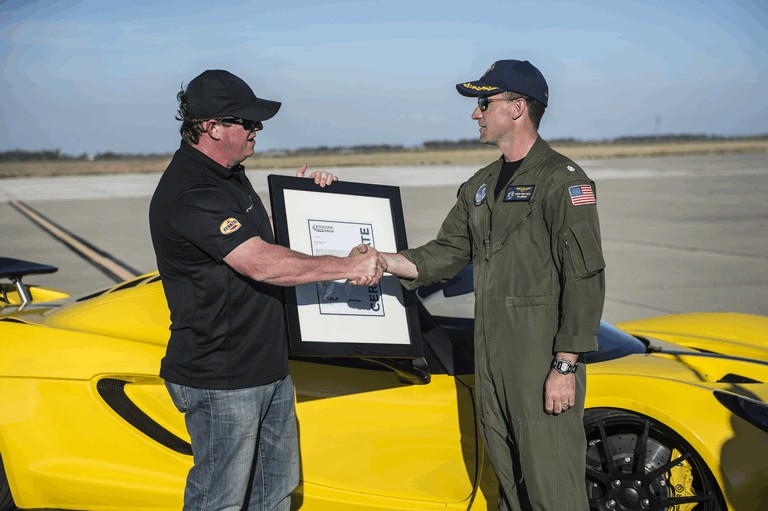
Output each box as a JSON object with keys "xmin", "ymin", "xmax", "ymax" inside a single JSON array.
[{"xmin": 2, "ymin": 138, "xmax": 767, "ymax": 179}]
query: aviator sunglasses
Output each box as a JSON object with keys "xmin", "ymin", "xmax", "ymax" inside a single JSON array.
[{"xmin": 477, "ymin": 96, "xmax": 527, "ymax": 112}]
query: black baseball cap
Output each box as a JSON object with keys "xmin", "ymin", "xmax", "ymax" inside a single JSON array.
[
  {"xmin": 185, "ymin": 70, "xmax": 281, "ymax": 122},
  {"xmin": 456, "ymin": 60, "xmax": 549, "ymax": 107}
]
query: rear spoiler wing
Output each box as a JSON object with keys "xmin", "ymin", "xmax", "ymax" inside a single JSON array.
[{"xmin": 0, "ymin": 257, "xmax": 59, "ymax": 307}]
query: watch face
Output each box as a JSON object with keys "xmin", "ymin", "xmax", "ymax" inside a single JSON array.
[{"xmin": 554, "ymin": 359, "xmax": 576, "ymax": 374}]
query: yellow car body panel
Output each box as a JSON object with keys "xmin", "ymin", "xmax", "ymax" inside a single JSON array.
[
  {"xmin": 292, "ymin": 362, "xmax": 476, "ymax": 504},
  {"xmin": 44, "ymin": 274, "xmax": 171, "ymax": 346},
  {"xmin": 123, "ymin": 377, "xmax": 191, "ymax": 442},
  {"xmin": 618, "ymin": 313, "xmax": 768, "ymax": 362},
  {"xmin": 0, "ymin": 283, "xmax": 70, "ymax": 306},
  {"xmin": 0, "ymin": 377, "xmax": 186, "ymax": 510}
]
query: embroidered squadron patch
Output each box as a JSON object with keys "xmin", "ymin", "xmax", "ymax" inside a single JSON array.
[
  {"xmin": 474, "ymin": 183, "xmax": 488, "ymax": 205},
  {"xmin": 568, "ymin": 184, "xmax": 596, "ymax": 206},
  {"xmin": 504, "ymin": 185, "xmax": 535, "ymax": 202},
  {"xmin": 219, "ymin": 217, "xmax": 242, "ymax": 235}
]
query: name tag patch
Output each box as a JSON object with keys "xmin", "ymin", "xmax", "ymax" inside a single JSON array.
[{"xmin": 504, "ymin": 185, "xmax": 535, "ymax": 202}]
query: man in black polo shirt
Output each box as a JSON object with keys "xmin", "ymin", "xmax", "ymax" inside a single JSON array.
[{"xmin": 149, "ymin": 69, "xmax": 386, "ymax": 511}]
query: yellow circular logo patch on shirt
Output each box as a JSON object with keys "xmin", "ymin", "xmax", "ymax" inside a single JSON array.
[{"xmin": 219, "ymin": 217, "xmax": 242, "ymax": 235}]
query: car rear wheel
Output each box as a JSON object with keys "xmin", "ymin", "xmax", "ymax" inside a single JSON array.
[
  {"xmin": 584, "ymin": 408, "xmax": 723, "ymax": 511},
  {"xmin": 0, "ymin": 454, "xmax": 17, "ymax": 511}
]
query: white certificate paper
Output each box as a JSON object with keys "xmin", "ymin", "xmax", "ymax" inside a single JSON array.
[
  {"xmin": 306, "ymin": 219, "xmax": 384, "ymax": 316},
  {"xmin": 281, "ymin": 188, "xmax": 411, "ymax": 346}
]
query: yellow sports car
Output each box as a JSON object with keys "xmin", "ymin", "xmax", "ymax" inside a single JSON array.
[{"xmin": 1, "ymin": 258, "xmax": 767, "ymax": 511}]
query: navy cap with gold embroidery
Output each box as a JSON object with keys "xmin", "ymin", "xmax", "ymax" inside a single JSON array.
[{"xmin": 456, "ymin": 60, "xmax": 548, "ymax": 107}]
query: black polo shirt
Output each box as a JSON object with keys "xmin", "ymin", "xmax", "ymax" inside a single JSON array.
[{"xmin": 149, "ymin": 142, "xmax": 288, "ymax": 389}]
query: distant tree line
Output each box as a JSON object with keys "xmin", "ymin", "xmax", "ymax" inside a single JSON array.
[
  {"xmin": 0, "ymin": 149, "xmax": 172, "ymax": 162},
  {"xmin": 1, "ymin": 134, "xmax": 765, "ymax": 162},
  {"xmin": 272, "ymin": 143, "xmax": 407, "ymax": 156},
  {"xmin": 0, "ymin": 149, "xmax": 71, "ymax": 161},
  {"xmin": 423, "ymin": 133, "xmax": 767, "ymax": 149}
]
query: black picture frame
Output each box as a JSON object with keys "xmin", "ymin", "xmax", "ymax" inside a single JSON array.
[{"xmin": 268, "ymin": 174, "xmax": 423, "ymax": 358}]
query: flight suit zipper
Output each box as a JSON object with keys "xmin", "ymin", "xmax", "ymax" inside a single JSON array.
[
  {"xmin": 479, "ymin": 258, "xmax": 495, "ymax": 429},
  {"xmin": 563, "ymin": 233, "xmax": 579, "ymax": 276},
  {"xmin": 489, "ymin": 207, "xmax": 535, "ymax": 255}
]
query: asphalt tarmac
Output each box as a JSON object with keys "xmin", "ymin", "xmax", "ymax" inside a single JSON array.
[{"xmin": 2, "ymin": 152, "xmax": 767, "ymax": 324}]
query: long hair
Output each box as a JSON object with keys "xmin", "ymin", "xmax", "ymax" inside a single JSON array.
[{"xmin": 176, "ymin": 88, "xmax": 206, "ymax": 145}]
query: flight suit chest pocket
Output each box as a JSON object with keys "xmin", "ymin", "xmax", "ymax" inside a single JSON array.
[{"xmin": 560, "ymin": 220, "xmax": 605, "ymax": 281}]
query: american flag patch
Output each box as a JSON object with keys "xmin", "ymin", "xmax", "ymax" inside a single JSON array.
[{"xmin": 569, "ymin": 184, "xmax": 596, "ymax": 206}]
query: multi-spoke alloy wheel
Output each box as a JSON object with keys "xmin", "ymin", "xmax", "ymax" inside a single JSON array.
[{"xmin": 584, "ymin": 409, "xmax": 724, "ymax": 511}]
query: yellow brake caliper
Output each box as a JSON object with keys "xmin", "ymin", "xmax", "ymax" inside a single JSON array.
[{"xmin": 667, "ymin": 448, "xmax": 696, "ymax": 510}]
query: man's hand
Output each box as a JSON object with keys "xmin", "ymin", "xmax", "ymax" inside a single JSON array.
[
  {"xmin": 347, "ymin": 244, "xmax": 387, "ymax": 286},
  {"xmin": 544, "ymin": 353, "xmax": 578, "ymax": 415},
  {"xmin": 296, "ymin": 163, "xmax": 338, "ymax": 187},
  {"xmin": 348, "ymin": 244, "xmax": 369, "ymax": 258}
]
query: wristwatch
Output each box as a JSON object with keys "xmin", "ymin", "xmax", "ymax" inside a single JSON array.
[{"xmin": 552, "ymin": 358, "xmax": 578, "ymax": 375}]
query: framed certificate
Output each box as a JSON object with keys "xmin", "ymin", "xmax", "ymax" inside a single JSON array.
[{"xmin": 268, "ymin": 175, "xmax": 423, "ymax": 358}]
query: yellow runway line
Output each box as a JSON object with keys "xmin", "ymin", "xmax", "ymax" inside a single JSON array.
[{"xmin": 10, "ymin": 198, "xmax": 137, "ymax": 282}]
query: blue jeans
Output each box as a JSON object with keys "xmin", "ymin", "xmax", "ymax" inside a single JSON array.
[{"xmin": 166, "ymin": 375, "xmax": 300, "ymax": 511}]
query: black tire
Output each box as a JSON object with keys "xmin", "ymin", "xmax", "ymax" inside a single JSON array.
[
  {"xmin": 584, "ymin": 408, "xmax": 724, "ymax": 511},
  {"xmin": 0, "ymin": 454, "xmax": 17, "ymax": 511}
]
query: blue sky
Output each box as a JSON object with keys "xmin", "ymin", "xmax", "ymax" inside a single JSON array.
[{"xmin": 1, "ymin": 0, "xmax": 766, "ymax": 155}]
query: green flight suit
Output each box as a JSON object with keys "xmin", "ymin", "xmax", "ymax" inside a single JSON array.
[{"xmin": 400, "ymin": 137, "xmax": 605, "ymax": 510}]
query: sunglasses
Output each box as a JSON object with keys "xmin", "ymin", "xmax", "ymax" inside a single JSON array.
[
  {"xmin": 477, "ymin": 96, "xmax": 527, "ymax": 112},
  {"xmin": 219, "ymin": 117, "xmax": 263, "ymax": 132}
]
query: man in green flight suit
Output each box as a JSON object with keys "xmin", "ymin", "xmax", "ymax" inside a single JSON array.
[{"xmin": 381, "ymin": 60, "xmax": 606, "ymax": 510}]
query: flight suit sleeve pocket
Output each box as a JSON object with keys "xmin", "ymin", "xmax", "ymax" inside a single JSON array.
[{"xmin": 561, "ymin": 220, "xmax": 605, "ymax": 281}]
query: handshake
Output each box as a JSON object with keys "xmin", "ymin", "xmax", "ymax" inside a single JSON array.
[{"xmin": 346, "ymin": 244, "xmax": 388, "ymax": 287}]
